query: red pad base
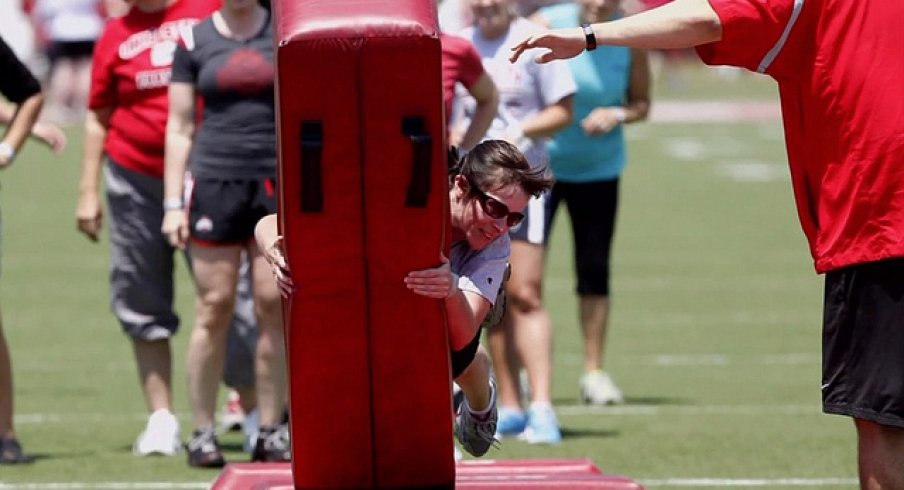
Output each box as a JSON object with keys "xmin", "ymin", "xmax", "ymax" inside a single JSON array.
[{"xmin": 210, "ymin": 459, "xmax": 645, "ymax": 490}]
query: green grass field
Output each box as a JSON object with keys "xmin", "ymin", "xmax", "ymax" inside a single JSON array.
[{"xmin": 0, "ymin": 61, "xmax": 858, "ymax": 489}]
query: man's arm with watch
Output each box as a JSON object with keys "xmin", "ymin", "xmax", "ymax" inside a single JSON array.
[{"xmin": 509, "ymin": 0, "xmax": 722, "ymax": 64}]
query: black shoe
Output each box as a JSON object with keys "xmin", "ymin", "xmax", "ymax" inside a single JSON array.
[
  {"xmin": 251, "ymin": 424, "xmax": 291, "ymax": 463},
  {"xmin": 185, "ymin": 428, "xmax": 225, "ymax": 468},
  {"xmin": 0, "ymin": 437, "xmax": 32, "ymax": 464}
]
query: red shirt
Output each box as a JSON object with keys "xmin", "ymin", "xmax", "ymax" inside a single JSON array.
[
  {"xmin": 697, "ymin": 0, "xmax": 904, "ymax": 273},
  {"xmin": 88, "ymin": 0, "xmax": 220, "ymax": 177},
  {"xmin": 440, "ymin": 33, "xmax": 485, "ymax": 125}
]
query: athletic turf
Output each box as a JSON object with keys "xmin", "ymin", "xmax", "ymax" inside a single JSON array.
[{"xmin": 0, "ymin": 61, "xmax": 856, "ymax": 488}]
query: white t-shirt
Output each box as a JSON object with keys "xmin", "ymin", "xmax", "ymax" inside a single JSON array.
[
  {"xmin": 459, "ymin": 17, "xmax": 576, "ymax": 168},
  {"xmin": 450, "ymin": 234, "xmax": 510, "ymax": 306},
  {"xmin": 33, "ymin": 0, "xmax": 104, "ymax": 43}
]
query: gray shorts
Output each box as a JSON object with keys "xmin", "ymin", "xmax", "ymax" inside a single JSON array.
[
  {"xmin": 105, "ymin": 160, "xmax": 180, "ymax": 341},
  {"xmin": 508, "ymin": 191, "xmax": 550, "ymax": 246}
]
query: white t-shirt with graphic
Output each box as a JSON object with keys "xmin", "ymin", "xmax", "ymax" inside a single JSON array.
[{"xmin": 459, "ymin": 17, "xmax": 576, "ymax": 168}]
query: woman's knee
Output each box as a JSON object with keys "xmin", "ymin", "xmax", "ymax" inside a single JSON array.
[{"xmin": 505, "ymin": 281, "xmax": 543, "ymax": 312}]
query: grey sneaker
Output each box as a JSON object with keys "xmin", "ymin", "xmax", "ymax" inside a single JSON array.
[
  {"xmin": 0, "ymin": 437, "xmax": 32, "ymax": 464},
  {"xmin": 251, "ymin": 424, "xmax": 291, "ymax": 463},
  {"xmin": 454, "ymin": 379, "xmax": 498, "ymax": 457},
  {"xmin": 185, "ymin": 428, "xmax": 225, "ymax": 468}
]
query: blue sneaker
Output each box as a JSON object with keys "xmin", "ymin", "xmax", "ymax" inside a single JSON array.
[
  {"xmin": 494, "ymin": 406, "xmax": 527, "ymax": 438},
  {"xmin": 519, "ymin": 404, "xmax": 561, "ymax": 445}
]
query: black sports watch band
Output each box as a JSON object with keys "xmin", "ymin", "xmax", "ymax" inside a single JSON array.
[{"xmin": 581, "ymin": 23, "xmax": 597, "ymax": 51}]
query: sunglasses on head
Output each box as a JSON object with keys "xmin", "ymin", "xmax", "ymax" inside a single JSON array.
[{"xmin": 467, "ymin": 177, "xmax": 525, "ymax": 227}]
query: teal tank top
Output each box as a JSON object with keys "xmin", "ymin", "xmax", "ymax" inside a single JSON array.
[{"xmin": 542, "ymin": 3, "xmax": 631, "ymax": 182}]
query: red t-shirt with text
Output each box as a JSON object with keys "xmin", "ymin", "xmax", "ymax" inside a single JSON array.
[{"xmin": 89, "ymin": 0, "xmax": 220, "ymax": 177}]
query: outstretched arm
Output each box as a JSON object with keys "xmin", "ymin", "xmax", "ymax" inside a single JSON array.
[{"xmin": 510, "ymin": 0, "xmax": 722, "ymax": 64}]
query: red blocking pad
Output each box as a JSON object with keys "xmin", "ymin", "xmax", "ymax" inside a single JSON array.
[
  {"xmin": 456, "ymin": 459, "xmax": 644, "ymax": 489},
  {"xmin": 272, "ymin": 1, "xmax": 453, "ymax": 488},
  {"xmin": 212, "ymin": 461, "xmax": 646, "ymax": 490}
]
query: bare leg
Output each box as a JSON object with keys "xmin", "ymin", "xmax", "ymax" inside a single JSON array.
[
  {"xmin": 250, "ymin": 246, "xmax": 287, "ymax": 428},
  {"xmin": 506, "ymin": 242, "xmax": 553, "ymax": 405},
  {"xmin": 580, "ymin": 295, "xmax": 610, "ymax": 373},
  {"xmin": 132, "ymin": 339, "xmax": 173, "ymax": 412},
  {"xmin": 235, "ymin": 385, "xmax": 257, "ymax": 414},
  {"xmin": 186, "ymin": 245, "xmax": 242, "ymax": 430},
  {"xmin": 855, "ymin": 418, "xmax": 904, "ymax": 490},
  {"xmin": 455, "ymin": 347, "xmax": 492, "ymax": 412},
  {"xmin": 0, "ymin": 308, "xmax": 15, "ymax": 439}
]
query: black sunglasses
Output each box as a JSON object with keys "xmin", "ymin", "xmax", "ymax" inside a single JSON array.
[{"xmin": 467, "ymin": 178, "xmax": 525, "ymax": 227}]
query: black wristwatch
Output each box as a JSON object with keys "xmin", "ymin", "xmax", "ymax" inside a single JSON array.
[{"xmin": 581, "ymin": 23, "xmax": 597, "ymax": 51}]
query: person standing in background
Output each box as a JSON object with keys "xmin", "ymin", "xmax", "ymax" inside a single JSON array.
[
  {"xmin": 531, "ymin": 0, "xmax": 650, "ymax": 405},
  {"xmin": 162, "ymin": 0, "xmax": 286, "ymax": 468},
  {"xmin": 458, "ymin": 0, "xmax": 575, "ymax": 446},
  {"xmin": 76, "ymin": 0, "xmax": 221, "ymax": 458},
  {"xmin": 30, "ymin": 0, "xmax": 105, "ymax": 125}
]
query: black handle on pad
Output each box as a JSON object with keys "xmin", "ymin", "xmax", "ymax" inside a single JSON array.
[
  {"xmin": 402, "ymin": 116, "xmax": 432, "ymax": 208},
  {"xmin": 300, "ymin": 121, "xmax": 323, "ymax": 213}
]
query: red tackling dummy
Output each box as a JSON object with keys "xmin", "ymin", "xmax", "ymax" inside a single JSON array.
[{"xmin": 272, "ymin": 1, "xmax": 453, "ymax": 488}]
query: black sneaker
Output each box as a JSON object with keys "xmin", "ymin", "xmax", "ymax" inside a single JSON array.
[
  {"xmin": 0, "ymin": 437, "xmax": 32, "ymax": 464},
  {"xmin": 185, "ymin": 428, "xmax": 225, "ymax": 468},
  {"xmin": 251, "ymin": 424, "xmax": 291, "ymax": 463}
]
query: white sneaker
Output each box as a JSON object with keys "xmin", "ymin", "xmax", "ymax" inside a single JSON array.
[
  {"xmin": 580, "ymin": 371, "xmax": 624, "ymax": 405},
  {"xmin": 242, "ymin": 408, "xmax": 260, "ymax": 453},
  {"xmin": 133, "ymin": 409, "xmax": 182, "ymax": 456}
]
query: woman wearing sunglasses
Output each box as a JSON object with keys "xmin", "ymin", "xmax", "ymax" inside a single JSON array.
[{"xmin": 255, "ymin": 140, "xmax": 553, "ymax": 458}]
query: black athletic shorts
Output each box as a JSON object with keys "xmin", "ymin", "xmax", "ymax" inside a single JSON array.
[
  {"xmin": 188, "ymin": 176, "xmax": 277, "ymax": 245},
  {"xmin": 450, "ymin": 327, "xmax": 482, "ymax": 379},
  {"xmin": 47, "ymin": 40, "xmax": 96, "ymax": 63},
  {"xmin": 822, "ymin": 257, "xmax": 904, "ymax": 428}
]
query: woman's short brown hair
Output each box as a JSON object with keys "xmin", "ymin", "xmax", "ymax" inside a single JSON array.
[{"xmin": 448, "ymin": 140, "xmax": 554, "ymax": 197}]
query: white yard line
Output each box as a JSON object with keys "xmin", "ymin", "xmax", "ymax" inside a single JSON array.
[
  {"xmin": 556, "ymin": 403, "xmax": 816, "ymax": 416},
  {"xmin": 641, "ymin": 477, "xmax": 858, "ymax": 487},
  {"xmin": 650, "ymin": 100, "xmax": 781, "ymax": 123},
  {"xmin": 0, "ymin": 477, "xmax": 860, "ymax": 489}
]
